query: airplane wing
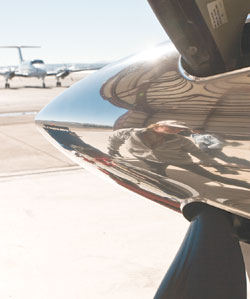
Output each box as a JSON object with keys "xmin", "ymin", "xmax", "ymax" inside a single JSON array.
[
  {"xmin": 46, "ymin": 63, "xmax": 107, "ymax": 79},
  {"xmin": 0, "ymin": 67, "xmax": 16, "ymax": 87},
  {"xmin": 45, "ymin": 63, "xmax": 107, "ymax": 87},
  {"xmin": 13, "ymin": 72, "xmax": 30, "ymax": 77},
  {"xmin": 0, "ymin": 67, "xmax": 16, "ymax": 78}
]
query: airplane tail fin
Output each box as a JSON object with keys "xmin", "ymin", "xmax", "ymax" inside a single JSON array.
[{"xmin": 0, "ymin": 46, "xmax": 40, "ymax": 64}]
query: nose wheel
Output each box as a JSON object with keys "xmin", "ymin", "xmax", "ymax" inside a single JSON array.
[
  {"xmin": 5, "ymin": 82, "xmax": 10, "ymax": 88},
  {"xmin": 42, "ymin": 80, "xmax": 46, "ymax": 88}
]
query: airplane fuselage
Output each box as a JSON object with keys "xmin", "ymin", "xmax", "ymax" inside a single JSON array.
[{"xmin": 17, "ymin": 60, "xmax": 47, "ymax": 78}]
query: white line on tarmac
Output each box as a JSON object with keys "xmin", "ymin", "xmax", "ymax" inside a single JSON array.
[
  {"xmin": 0, "ymin": 165, "xmax": 83, "ymax": 181},
  {"xmin": 0, "ymin": 111, "xmax": 37, "ymax": 117}
]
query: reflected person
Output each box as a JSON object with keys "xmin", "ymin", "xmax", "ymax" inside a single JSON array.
[
  {"xmin": 108, "ymin": 120, "xmax": 250, "ymax": 189},
  {"xmin": 191, "ymin": 128, "xmax": 250, "ymax": 167}
]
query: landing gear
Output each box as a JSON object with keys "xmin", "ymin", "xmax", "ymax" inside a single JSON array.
[
  {"xmin": 5, "ymin": 82, "xmax": 10, "ymax": 88},
  {"xmin": 56, "ymin": 81, "xmax": 61, "ymax": 87},
  {"xmin": 154, "ymin": 204, "xmax": 246, "ymax": 299},
  {"xmin": 42, "ymin": 78, "xmax": 46, "ymax": 88}
]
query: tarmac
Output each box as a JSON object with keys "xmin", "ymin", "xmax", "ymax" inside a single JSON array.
[{"xmin": 0, "ymin": 72, "xmax": 250, "ymax": 298}]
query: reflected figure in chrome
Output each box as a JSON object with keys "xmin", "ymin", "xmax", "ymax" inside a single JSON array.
[
  {"xmin": 191, "ymin": 128, "xmax": 250, "ymax": 167},
  {"xmin": 108, "ymin": 120, "xmax": 250, "ymax": 189}
]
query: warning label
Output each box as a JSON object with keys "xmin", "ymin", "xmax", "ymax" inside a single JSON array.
[{"xmin": 207, "ymin": 0, "xmax": 228, "ymax": 29}]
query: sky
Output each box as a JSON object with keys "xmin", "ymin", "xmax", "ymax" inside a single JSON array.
[{"xmin": 0, "ymin": 1, "xmax": 169, "ymax": 66}]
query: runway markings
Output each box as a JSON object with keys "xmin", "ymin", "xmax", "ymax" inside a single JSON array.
[
  {"xmin": 0, "ymin": 166, "xmax": 83, "ymax": 181},
  {"xmin": 0, "ymin": 111, "xmax": 37, "ymax": 117}
]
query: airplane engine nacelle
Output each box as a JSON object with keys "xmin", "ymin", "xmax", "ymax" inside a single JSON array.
[
  {"xmin": 56, "ymin": 69, "xmax": 70, "ymax": 79},
  {"xmin": 7, "ymin": 71, "xmax": 15, "ymax": 80}
]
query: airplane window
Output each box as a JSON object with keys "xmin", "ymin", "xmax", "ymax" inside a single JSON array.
[{"xmin": 31, "ymin": 59, "xmax": 44, "ymax": 64}]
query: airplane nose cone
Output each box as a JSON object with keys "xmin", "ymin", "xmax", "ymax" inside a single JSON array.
[{"xmin": 36, "ymin": 41, "xmax": 250, "ymax": 220}]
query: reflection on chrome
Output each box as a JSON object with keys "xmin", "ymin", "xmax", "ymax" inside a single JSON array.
[{"xmin": 36, "ymin": 42, "xmax": 250, "ymax": 225}]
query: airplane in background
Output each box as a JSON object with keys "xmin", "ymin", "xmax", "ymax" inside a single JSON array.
[{"xmin": 0, "ymin": 46, "xmax": 106, "ymax": 88}]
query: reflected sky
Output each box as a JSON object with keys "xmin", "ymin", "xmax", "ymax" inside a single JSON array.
[
  {"xmin": 36, "ymin": 60, "xmax": 128, "ymax": 126},
  {"xmin": 36, "ymin": 42, "xmax": 172, "ymax": 127}
]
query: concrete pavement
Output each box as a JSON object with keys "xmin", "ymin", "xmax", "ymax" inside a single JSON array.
[{"xmin": 0, "ymin": 168, "xmax": 188, "ymax": 299}]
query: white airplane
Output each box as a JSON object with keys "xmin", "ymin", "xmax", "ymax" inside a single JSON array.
[
  {"xmin": 0, "ymin": 46, "xmax": 106, "ymax": 88},
  {"xmin": 0, "ymin": 46, "xmax": 48, "ymax": 88}
]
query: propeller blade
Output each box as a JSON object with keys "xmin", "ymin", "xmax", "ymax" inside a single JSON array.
[{"xmin": 154, "ymin": 204, "xmax": 246, "ymax": 299}]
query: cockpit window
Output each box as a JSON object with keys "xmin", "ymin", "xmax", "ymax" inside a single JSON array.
[{"xmin": 31, "ymin": 59, "xmax": 44, "ymax": 64}]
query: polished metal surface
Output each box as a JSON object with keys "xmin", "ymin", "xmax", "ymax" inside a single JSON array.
[{"xmin": 36, "ymin": 41, "xmax": 250, "ymax": 222}]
